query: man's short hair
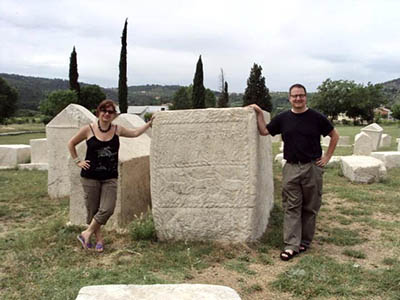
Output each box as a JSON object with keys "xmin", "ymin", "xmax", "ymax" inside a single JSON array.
[{"xmin": 289, "ymin": 83, "xmax": 307, "ymax": 95}]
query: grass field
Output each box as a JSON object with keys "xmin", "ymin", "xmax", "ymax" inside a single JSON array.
[
  {"xmin": 0, "ymin": 123, "xmax": 46, "ymax": 145},
  {"xmin": 2, "ymin": 130, "xmax": 400, "ymax": 299}
]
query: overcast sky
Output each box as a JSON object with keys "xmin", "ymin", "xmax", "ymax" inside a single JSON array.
[{"xmin": 1, "ymin": 0, "xmax": 400, "ymax": 93}]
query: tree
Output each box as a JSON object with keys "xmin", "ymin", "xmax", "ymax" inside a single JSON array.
[
  {"xmin": 218, "ymin": 81, "xmax": 229, "ymax": 108},
  {"xmin": 79, "ymin": 85, "xmax": 106, "ymax": 111},
  {"xmin": 118, "ymin": 18, "xmax": 128, "ymax": 113},
  {"xmin": 39, "ymin": 90, "xmax": 78, "ymax": 122},
  {"xmin": 0, "ymin": 77, "xmax": 18, "ymax": 123},
  {"xmin": 69, "ymin": 46, "xmax": 80, "ymax": 99},
  {"xmin": 242, "ymin": 63, "xmax": 272, "ymax": 112},
  {"xmin": 391, "ymin": 102, "xmax": 400, "ymax": 120},
  {"xmin": 170, "ymin": 86, "xmax": 192, "ymax": 110},
  {"xmin": 192, "ymin": 55, "xmax": 205, "ymax": 109},
  {"xmin": 205, "ymin": 88, "xmax": 216, "ymax": 108}
]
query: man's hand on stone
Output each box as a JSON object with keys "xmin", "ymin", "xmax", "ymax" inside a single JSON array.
[{"xmin": 316, "ymin": 156, "xmax": 329, "ymax": 167}]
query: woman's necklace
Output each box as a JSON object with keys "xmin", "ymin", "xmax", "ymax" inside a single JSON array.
[{"xmin": 98, "ymin": 120, "xmax": 111, "ymax": 133}]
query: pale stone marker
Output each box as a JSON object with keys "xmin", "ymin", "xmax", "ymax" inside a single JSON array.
[
  {"xmin": 46, "ymin": 104, "xmax": 96, "ymax": 198},
  {"xmin": 379, "ymin": 134, "xmax": 392, "ymax": 148},
  {"xmin": 371, "ymin": 151, "xmax": 400, "ymax": 169},
  {"xmin": 18, "ymin": 138, "xmax": 49, "ymax": 170},
  {"xmin": 322, "ymin": 136, "xmax": 350, "ymax": 147},
  {"xmin": 0, "ymin": 145, "xmax": 30, "ymax": 168},
  {"xmin": 150, "ymin": 108, "xmax": 274, "ymax": 242},
  {"xmin": 360, "ymin": 123, "xmax": 383, "ymax": 150},
  {"xmin": 353, "ymin": 132, "xmax": 373, "ymax": 155},
  {"xmin": 68, "ymin": 113, "xmax": 152, "ymax": 228},
  {"xmin": 75, "ymin": 284, "xmax": 242, "ymax": 300},
  {"xmin": 341, "ymin": 155, "xmax": 386, "ymax": 183}
]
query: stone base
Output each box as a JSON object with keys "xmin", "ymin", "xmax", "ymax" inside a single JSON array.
[
  {"xmin": 18, "ymin": 163, "xmax": 48, "ymax": 171},
  {"xmin": 370, "ymin": 151, "xmax": 400, "ymax": 169},
  {"xmin": 75, "ymin": 284, "xmax": 241, "ymax": 300},
  {"xmin": 341, "ymin": 155, "xmax": 386, "ymax": 183},
  {"xmin": 0, "ymin": 145, "xmax": 31, "ymax": 168}
]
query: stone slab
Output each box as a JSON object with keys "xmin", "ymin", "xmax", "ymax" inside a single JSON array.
[
  {"xmin": 68, "ymin": 113, "xmax": 151, "ymax": 228},
  {"xmin": 0, "ymin": 145, "xmax": 31, "ymax": 168},
  {"xmin": 18, "ymin": 163, "xmax": 48, "ymax": 171},
  {"xmin": 322, "ymin": 135, "xmax": 350, "ymax": 147},
  {"xmin": 75, "ymin": 284, "xmax": 241, "ymax": 300},
  {"xmin": 150, "ymin": 108, "xmax": 274, "ymax": 242},
  {"xmin": 360, "ymin": 123, "xmax": 383, "ymax": 150},
  {"xmin": 341, "ymin": 155, "xmax": 386, "ymax": 183},
  {"xmin": 30, "ymin": 138, "xmax": 48, "ymax": 163},
  {"xmin": 379, "ymin": 134, "xmax": 392, "ymax": 148},
  {"xmin": 353, "ymin": 132, "xmax": 373, "ymax": 156},
  {"xmin": 371, "ymin": 151, "xmax": 400, "ymax": 169}
]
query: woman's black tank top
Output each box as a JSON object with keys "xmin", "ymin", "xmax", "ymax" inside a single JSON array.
[{"xmin": 80, "ymin": 124, "xmax": 120, "ymax": 180}]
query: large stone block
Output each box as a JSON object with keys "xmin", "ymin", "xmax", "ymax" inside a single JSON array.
[
  {"xmin": 75, "ymin": 284, "xmax": 241, "ymax": 300},
  {"xmin": 322, "ymin": 135, "xmax": 350, "ymax": 147},
  {"xmin": 360, "ymin": 123, "xmax": 383, "ymax": 150},
  {"xmin": 341, "ymin": 155, "xmax": 386, "ymax": 183},
  {"xmin": 46, "ymin": 104, "xmax": 96, "ymax": 198},
  {"xmin": 371, "ymin": 151, "xmax": 400, "ymax": 169},
  {"xmin": 0, "ymin": 145, "xmax": 31, "ymax": 168},
  {"xmin": 18, "ymin": 163, "xmax": 48, "ymax": 171},
  {"xmin": 379, "ymin": 134, "xmax": 392, "ymax": 148},
  {"xmin": 353, "ymin": 132, "xmax": 373, "ymax": 155},
  {"xmin": 68, "ymin": 113, "xmax": 151, "ymax": 228},
  {"xmin": 30, "ymin": 138, "xmax": 48, "ymax": 163},
  {"xmin": 150, "ymin": 108, "xmax": 274, "ymax": 242},
  {"xmin": 114, "ymin": 113, "xmax": 151, "ymax": 137}
]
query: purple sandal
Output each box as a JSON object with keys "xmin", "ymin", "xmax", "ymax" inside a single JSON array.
[{"xmin": 95, "ymin": 243, "xmax": 104, "ymax": 253}]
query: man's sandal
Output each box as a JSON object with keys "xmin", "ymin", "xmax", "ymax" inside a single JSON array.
[{"xmin": 280, "ymin": 250, "xmax": 298, "ymax": 261}]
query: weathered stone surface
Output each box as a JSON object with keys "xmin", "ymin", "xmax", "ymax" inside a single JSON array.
[
  {"xmin": 353, "ymin": 132, "xmax": 373, "ymax": 155},
  {"xmin": 371, "ymin": 151, "xmax": 400, "ymax": 169},
  {"xmin": 274, "ymin": 153, "xmax": 286, "ymax": 167},
  {"xmin": 75, "ymin": 284, "xmax": 241, "ymax": 300},
  {"xmin": 46, "ymin": 104, "xmax": 96, "ymax": 198},
  {"xmin": 322, "ymin": 135, "xmax": 350, "ymax": 147},
  {"xmin": 30, "ymin": 138, "xmax": 48, "ymax": 163},
  {"xmin": 341, "ymin": 155, "xmax": 386, "ymax": 183},
  {"xmin": 68, "ymin": 113, "xmax": 151, "ymax": 228},
  {"xmin": 279, "ymin": 141, "xmax": 284, "ymax": 152},
  {"xmin": 379, "ymin": 134, "xmax": 392, "ymax": 148},
  {"xmin": 18, "ymin": 163, "xmax": 48, "ymax": 171},
  {"xmin": 150, "ymin": 108, "xmax": 273, "ymax": 242},
  {"xmin": 360, "ymin": 123, "xmax": 383, "ymax": 150},
  {"xmin": 114, "ymin": 113, "xmax": 151, "ymax": 137},
  {"xmin": 0, "ymin": 145, "xmax": 31, "ymax": 168}
]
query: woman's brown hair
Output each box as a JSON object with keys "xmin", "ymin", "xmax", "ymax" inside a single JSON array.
[{"xmin": 96, "ymin": 99, "xmax": 118, "ymax": 117}]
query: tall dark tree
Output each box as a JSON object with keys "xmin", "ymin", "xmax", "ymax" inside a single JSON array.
[
  {"xmin": 79, "ymin": 85, "xmax": 106, "ymax": 111},
  {"xmin": 118, "ymin": 18, "xmax": 128, "ymax": 113},
  {"xmin": 218, "ymin": 81, "xmax": 229, "ymax": 108},
  {"xmin": 69, "ymin": 46, "xmax": 80, "ymax": 99},
  {"xmin": 192, "ymin": 55, "xmax": 205, "ymax": 109},
  {"xmin": 0, "ymin": 77, "xmax": 18, "ymax": 123},
  {"xmin": 242, "ymin": 63, "xmax": 272, "ymax": 112}
]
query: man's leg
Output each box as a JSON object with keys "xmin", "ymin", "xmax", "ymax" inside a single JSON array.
[{"xmin": 282, "ymin": 163, "xmax": 303, "ymax": 253}]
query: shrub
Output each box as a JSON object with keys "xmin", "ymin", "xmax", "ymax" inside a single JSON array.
[{"xmin": 129, "ymin": 212, "xmax": 157, "ymax": 241}]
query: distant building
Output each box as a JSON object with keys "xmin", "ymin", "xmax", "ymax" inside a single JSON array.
[
  {"xmin": 127, "ymin": 105, "xmax": 169, "ymax": 119},
  {"xmin": 374, "ymin": 107, "xmax": 393, "ymax": 120}
]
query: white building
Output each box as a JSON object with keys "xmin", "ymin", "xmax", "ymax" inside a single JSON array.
[{"xmin": 127, "ymin": 105, "xmax": 169, "ymax": 119}]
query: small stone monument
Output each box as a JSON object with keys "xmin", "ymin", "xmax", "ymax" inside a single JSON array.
[
  {"xmin": 353, "ymin": 132, "xmax": 373, "ymax": 155},
  {"xmin": 46, "ymin": 104, "xmax": 96, "ymax": 198},
  {"xmin": 341, "ymin": 155, "xmax": 386, "ymax": 183},
  {"xmin": 18, "ymin": 138, "xmax": 48, "ymax": 170},
  {"xmin": 150, "ymin": 108, "xmax": 274, "ymax": 242},
  {"xmin": 379, "ymin": 134, "xmax": 392, "ymax": 148},
  {"xmin": 371, "ymin": 151, "xmax": 400, "ymax": 169},
  {"xmin": 68, "ymin": 113, "xmax": 151, "ymax": 228},
  {"xmin": 0, "ymin": 145, "xmax": 30, "ymax": 169},
  {"xmin": 360, "ymin": 123, "xmax": 383, "ymax": 150}
]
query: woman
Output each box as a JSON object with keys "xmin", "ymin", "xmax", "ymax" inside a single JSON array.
[{"xmin": 67, "ymin": 99, "xmax": 153, "ymax": 252}]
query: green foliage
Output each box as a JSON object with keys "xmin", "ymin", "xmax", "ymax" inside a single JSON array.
[
  {"xmin": 342, "ymin": 249, "xmax": 366, "ymax": 259},
  {"xmin": 69, "ymin": 46, "xmax": 80, "ymax": 98},
  {"xmin": 192, "ymin": 55, "xmax": 205, "ymax": 109},
  {"xmin": 391, "ymin": 102, "xmax": 400, "ymax": 120},
  {"xmin": 79, "ymin": 85, "xmax": 106, "ymax": 111},
  {"xmin": 0, "ymin": 77, "xmax": 18, "ymax": 123},
  {"xmin": 170, "ymin": 86, "xmax": 192, "ymax": 110},
  {"xmin": 129, "ymin": 213, "xmax": 157, "ymax": 241},
  {"xmin": 217, "ymin": 81, "xmax": 229, "ymax": 108},
  {"xmin": 242, "ymin": 63, "xmax": 272, "ymax": 112},
  {"xmin": 118, "ymin": 19, "xmax": 128, "ymax": 113},
  {"xmin": 144, "ymin": 112, "xmax": 153, "ymax": 122},
  {"xmin": 205, "ymin": 88, "xmax": 216, "ymax": 108},
  {"xmin": 39, "ymin": 89, "xmax": 78, "ymax": 122}
]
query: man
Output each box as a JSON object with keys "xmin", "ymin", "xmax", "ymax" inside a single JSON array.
[{"xmin": 250, "ymin": 83, "xmax": 339, "ymax": 261}]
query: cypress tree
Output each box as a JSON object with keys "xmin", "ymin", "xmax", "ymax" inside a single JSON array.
[
  {"xmin": 192, "ymin": 55, "xmax": 205, "ymax": 109},
  {"xmin": 218, "ymin": 81, "xmax": 229, "ymax": 108},
  {"xmin": 69, "ymin": 46, "xmax": 80, "ymax": 99},
  {"xmin": 243, "ymin": 63, "xmax": 272, "ymax": 112},
  {"xmin": 118, "ymin": 18, "xmax": 128, "ymax": 113}
]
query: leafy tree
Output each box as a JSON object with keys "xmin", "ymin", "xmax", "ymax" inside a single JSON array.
[
  {"xmin": 391, "ymin": 102, "xmax": 400, "ymax": 120},
  {"xmin": 218, "ymin": 81, "xmax": 229, "ymax": 108},
  {"xmin": 79, "ymin": 85, "xmax": 106, "ymax": 111},
  {"xmin": 118, "ymin": 18, "xmax": 128, "ymax": 113},
  {"xmin": 192, "ymin": 55, "xmax": 205, "ymax": 109},
  {"xmin": 205, "ymin": 88, "xmax": 216, "ymax": 108},
  {"xmin": 170, "ymin": 86, "xmax": 191, "ymax": 110},
  {"xmin": 242, "ymin": 63, "xmax": 272, "ymax": 112},
  {"xmin": 39, "ymin": 90, "xmax": 78, "ymax": 122},
  {"xmin": 0, "ymin": 77, "xmax": 18, "ymax": 123},
  {"xmin": 69, "ymin": 46, "xmax": 80, "ymax": 99}
]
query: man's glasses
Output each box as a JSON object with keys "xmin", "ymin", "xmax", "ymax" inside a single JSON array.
[
  {"xmin": 100, "ymin": 109, "xmax": 116, "ymax": 114},
  {"xmin": 290, "ymin": 94, "xmax": 306, "ymax": 99}
]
